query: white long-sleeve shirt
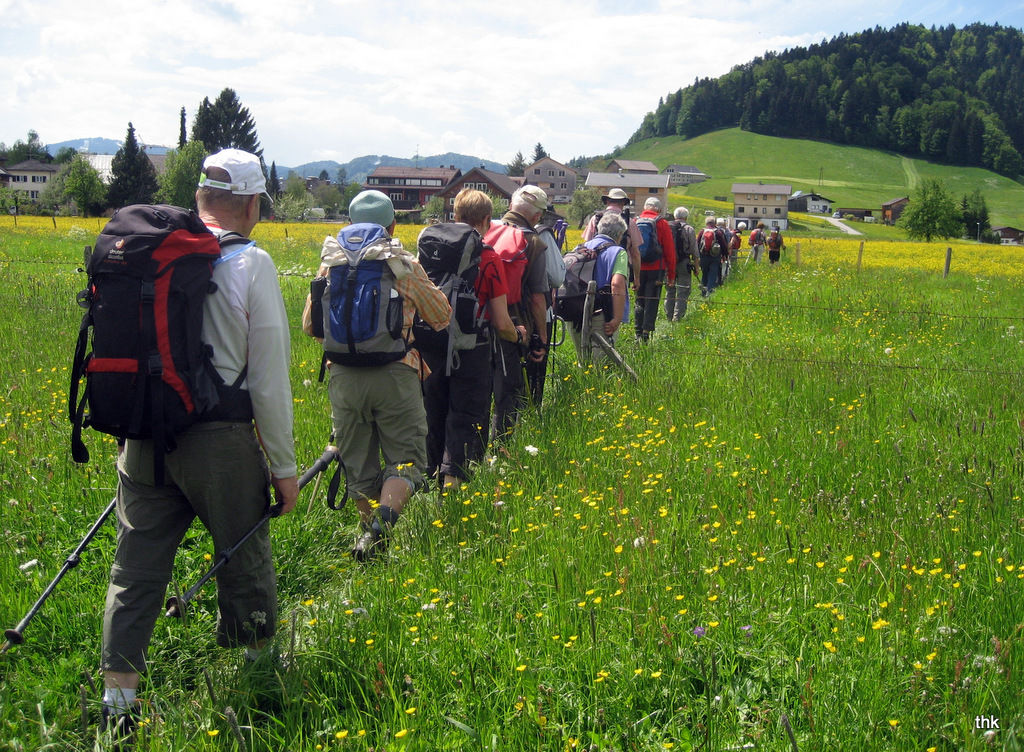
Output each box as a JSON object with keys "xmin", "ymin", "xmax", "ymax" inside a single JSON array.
[{"xmin": 204, "ymin": 226, "xmax": 296, "ymax": 478}]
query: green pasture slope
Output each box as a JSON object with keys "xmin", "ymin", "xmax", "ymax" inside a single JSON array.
[
  {"xmin": 624, "ymin": 128, "xmax": 1024, "ymax": 229},
  {"xmin": 1, "ymin": 222, "xmax": 1024, "ymax": 751}
]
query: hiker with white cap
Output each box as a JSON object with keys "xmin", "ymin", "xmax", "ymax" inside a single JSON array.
[
  {"xmin": 582, "ymin": 187, "xmax": 642, "ymax": 291},
  {"xmin": 100, "ymin": 147, "xmax": 297, "ymax": 739}
]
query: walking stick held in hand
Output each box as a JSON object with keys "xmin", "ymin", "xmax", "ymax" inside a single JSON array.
[
  {"xmin": 2, "ymin": 496, "xmax": 118, "ymax": 653},
  {"xmin": 165, "ymin": 447, "xmax": 345, "ymax": 619}
]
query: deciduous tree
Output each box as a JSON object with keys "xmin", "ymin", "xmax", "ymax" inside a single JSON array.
[
  {"xmin": 567, "ymin": 188, "xmax": 602, "ymax": 229},
  {"xmin": 897, "ymin": 178, "xmax": 961, "ymax": 242},
  {"xmin": 63, "ymin": 155, "xmax": 107, "ymax": 217},
  {"xmin": 156, "ymin": 140, "xmax": 207, "ymax": 210}
]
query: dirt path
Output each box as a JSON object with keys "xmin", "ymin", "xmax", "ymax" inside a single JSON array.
[{"xmin": 901, "ymin": 156, "xmax": 920, "ymax": 192}]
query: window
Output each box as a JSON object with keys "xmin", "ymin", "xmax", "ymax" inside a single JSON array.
[
  {"xmin": 548, "ymin": 170, "xmax": 555, "ymax": 177},
  {"xmin": 746, "ymin": 193, "xmax": 751, "ymax": 200},
  {"xmin": 389, "ymin": 193, "xmax": 402, "ymax": 202},
  {"xmin": 737, "ymin": 206, "xmax": 745, "ymax": 214},
  {"xmin": 649, "ymin": 188, "xmax": 658, "ymax": 194},
  {"xmin": 449, "ymin": 197, "xmax": 455, "ymax": 206},
  {"xmin": 12, "ymin": 175, "xmax": 27, "ymax": 182},
  {"xmin": 560, "ymin": 182, "xmax": 568, "ymax": 189},
  {"xmin": 534, "ymin": 169, "xmax": 540, "ymax": 175},
  {"xmin": 32, "ymin": 175, "xmax": 47, "ymax": 183},
  {"xmin": 558, "ymin": 170, "xmax": 565, "ymax": 177},
  {"xmin": 774, "ymin": 207, "xmax": 781, "ymax": 214},
  {"xmin": 762, "ymin": 194, "xmax": 768, "ymax": 200},
  {"xmin": 29, "ymin": 190, "xmax": 40, "ymax": 199}
]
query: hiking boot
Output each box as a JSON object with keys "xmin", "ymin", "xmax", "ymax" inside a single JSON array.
[
  {"xmin": 100, "ymin": 704, "xmax": 139, "ymax": 751},
  {"xmin": 352, "ymin": 526, "xmax": 386, "ymax": 562}
]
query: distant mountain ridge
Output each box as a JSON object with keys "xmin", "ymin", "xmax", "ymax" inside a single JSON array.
[
  {"xmin": 280, "ymin": 152, "xmax": 506, "ymax": 185},
  {"xmin": 46, "ymin": 137, "xmax": 171, "ymax": 155}
]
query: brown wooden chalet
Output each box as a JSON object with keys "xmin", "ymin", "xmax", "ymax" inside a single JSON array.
[
  {"xmin": 363, "ymin": 165, "xmax": 461, "ymax": 211},
  {"xmin": 436, "ymin": 167, "xmax": 524, "ymax": 221}
]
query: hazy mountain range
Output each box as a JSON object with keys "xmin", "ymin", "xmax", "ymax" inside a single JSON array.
[{"xmin": 44, "ymin": 139, "xmax": 505, "ymax": 184}]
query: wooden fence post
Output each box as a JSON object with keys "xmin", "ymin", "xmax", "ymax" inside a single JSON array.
[
  {"xmin": 794, "ymin": 241, "xmax": 801, "ymax": 266},
  {"xmin": 943, "ymin": 247, "xmax": 952, "ymax": 278},
  {"xmin": 857, "ymin": 241, "xmax": 865, "ymax": 272}
]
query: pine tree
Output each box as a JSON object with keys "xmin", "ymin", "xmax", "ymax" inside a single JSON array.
[
  {"xmin": 506, "ymin": 151, "xmax": 526, "ymax": 176},
  {"xmin": 191, "ymin": 98, "xmax": 218, "ymax": 152},
  {"xmin": 107, "ymin": 122, "xmax": 158, "ymax": 208},
  {"xmin": 178, "ymin": 107, "xmax": 187, "ymax": 149},
  {"xmin": 531, "ymin": 143, "xmax": 549, "ymax": 163},
  {"xmin": 211, "ymin": 88, "xmax": 262, "ymax": 156},
  {"xmin": 268, "ymin": 162, "xmax": 280, "ymax": 199}
]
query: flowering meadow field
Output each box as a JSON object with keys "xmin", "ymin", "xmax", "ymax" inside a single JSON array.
[{"xmin": 0, "ymin": 217, "xmax": 1023, "ymax": 750}]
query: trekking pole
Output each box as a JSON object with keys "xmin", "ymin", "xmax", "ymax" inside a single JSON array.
[
  {"xmin": 2, "ymin": 496, "xmax": 117, "ymax": 653},
  {"xmin": 164, "ymin": 448, "xmax": 345, "ymax": 619}
]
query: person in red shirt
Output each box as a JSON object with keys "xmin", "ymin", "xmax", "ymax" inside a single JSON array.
[
  {"xmin": 420, "ymin": 189, "xmax": 526, "ymax": 490},
  {"xmin": 634, "ymin": 197, "xmax": 676, "ymax": 342}
]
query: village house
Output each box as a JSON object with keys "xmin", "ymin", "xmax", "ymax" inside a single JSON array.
[
  {"xmin": 362, "ymin": 165, "xmax": 461, "ymax": 211},
  {"xmin": 523, "ymin": 157, "xmax": 577, "ymax": 204},
  {"xmin": 881, "ymin": 197, "xmax": 910, "ymax": 225},
  {"xmin": 605, "ymin": 159, "xmax": 659, "ymax": 174},
  {"xmin": 436, "ymin": 167, "xmax": 524, "ymax": 221},
  {"xmin": 5, "ymin": 159, "xmax": 60, "ymax": 200},
  {"xmin": 788, "ymin": 190, "xmax": 833, "ymax": 214},
  {"xmin": 732, "ymin": 182, "xmax": 792, "ymax": 230},
  {"xmin": 663, "ymin": 164, "xmax": 708, "ymax": 186},
  {"xmin": 585, "ymin": 172, "xmax": 670, "ymax": 211},
  {"xmin": 991, "ymin": 226, "xmax": 1023, "ymax": 244}
]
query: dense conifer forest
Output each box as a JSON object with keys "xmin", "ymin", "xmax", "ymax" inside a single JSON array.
[{"xmin": 630, "ymin": 23, "xmax": 1024, "ymax": 178}]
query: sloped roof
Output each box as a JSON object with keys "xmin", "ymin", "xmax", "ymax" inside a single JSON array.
[
  {"xmin": 7, "ymin": 158, "xmax": 59, "ymax": 173},
  {"xmin": 585, "ymin": 172, "xmax": 670, "ymax": 189},
  {"xmin": 665, "ymin": 164, "xmax": 703, "ymax": 173},
  {"xmin": 881, "ymin": 197, "xmax": 910, "ymax": 207},
  {"xmin": 733, "ymin": 183, "xmax": 792, "ymax": 193},
  {"xmin": 608, "ymin": 159, "xmax": 659, "ymax": 173}
]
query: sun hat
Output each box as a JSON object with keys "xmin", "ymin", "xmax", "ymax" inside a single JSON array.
[
  {"xmin": 197, "ymin": 148, "xmax": 272, "ymax": 202},
  {"xmin": 349, "ymin": 189, "xmax": 396, "ymax": 227},
  {"xmin": 601, "ymin": 188, "xmax": 631, "ymax": 204}
]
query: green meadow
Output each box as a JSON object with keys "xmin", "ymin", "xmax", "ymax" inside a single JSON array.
[
  {"xmin": 626, "ymin": 128, "xmax": 1024, "ymax": 229},
  {"xmin": 1, "ymin": 218, "xmax": 1023, "ymax": 751}
]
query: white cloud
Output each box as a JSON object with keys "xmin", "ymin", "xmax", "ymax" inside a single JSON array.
[{"xmin": 1, "ymin": 0, "xmax": 1019, "ymax": 166}]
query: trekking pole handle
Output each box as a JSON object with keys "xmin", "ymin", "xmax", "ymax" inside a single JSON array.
[{"xmin": 297, "ymin": 447, "xmax": 339, "ymax": 490}]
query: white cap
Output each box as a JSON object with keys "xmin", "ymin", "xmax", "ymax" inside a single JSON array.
[{"xmin": 198, "ymin": 148, "xmax": 272, "ymax": 203}]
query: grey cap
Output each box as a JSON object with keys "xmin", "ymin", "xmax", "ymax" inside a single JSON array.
[{"xmin": 349, "ymin": 190, "xmax": 396, "ymax": 227}]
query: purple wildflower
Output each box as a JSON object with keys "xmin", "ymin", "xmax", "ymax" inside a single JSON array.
[{"xmin": 693, "ymin": 626, "xmax": 706, "ymax": 638}]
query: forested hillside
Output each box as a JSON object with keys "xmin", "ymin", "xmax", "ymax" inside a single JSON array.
[{"xmin": 630, "ymin": 23, "xmax": 1024, "ymax": 178}]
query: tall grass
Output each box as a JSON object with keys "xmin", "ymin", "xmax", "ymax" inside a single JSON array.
[{"xmin": 0, "ymin": 218, "xmax": 1022, "ymax": 750}]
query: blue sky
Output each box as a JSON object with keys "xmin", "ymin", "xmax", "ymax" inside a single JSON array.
[{"xmin": 1, "ymin": 0, "xmax": 1019, "ymax": 169}]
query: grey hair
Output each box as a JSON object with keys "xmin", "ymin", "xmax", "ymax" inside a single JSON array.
[
  {"xmin": 716, "ymin": 216, "xmax": 726, "ymax": 226},
  {"xmin": 597, "ymin": 211, "xmax": 627, "ymax": 243},
  {"xmin": 673, "ymin": 207, "xmax": 689, "ymax": 220},
  {"xmin": 644, "ymin": 197, "xmax": 662, "ymax": 212}
]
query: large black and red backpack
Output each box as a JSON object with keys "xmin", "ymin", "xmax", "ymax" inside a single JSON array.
[{"xmin": 69, "ymin": 204, "xmax": 251, "ymax": 483}]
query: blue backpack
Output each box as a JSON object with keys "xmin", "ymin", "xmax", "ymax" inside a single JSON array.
[
  {"xmin": 636, "ymin": 216, "xmax": 662, "ymax": 263},
  {"xmin": 312, "ymin": 224, "xmax": 407, "ymax": 367}
]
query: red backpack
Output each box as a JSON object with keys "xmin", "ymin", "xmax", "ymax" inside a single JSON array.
[
  {"xmin": 699, "ymin": 228, "xmax": 722, "ymax": 256},
  {"xmin": 484, "ymin": 222, "xmax": 532, "ymax": 305}
]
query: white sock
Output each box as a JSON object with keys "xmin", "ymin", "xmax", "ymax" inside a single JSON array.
[{"xmin": 102, "ymin": 687, "xmax": 136, "ymax": 712}]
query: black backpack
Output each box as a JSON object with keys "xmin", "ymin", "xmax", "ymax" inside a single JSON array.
[
  {"xmin": 412, "ymin": 223, "xmax": 485, "ymax": 374},
  {"xmin": 69, "ymin": 204, "xmax": 252, "ymax": 483}
]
